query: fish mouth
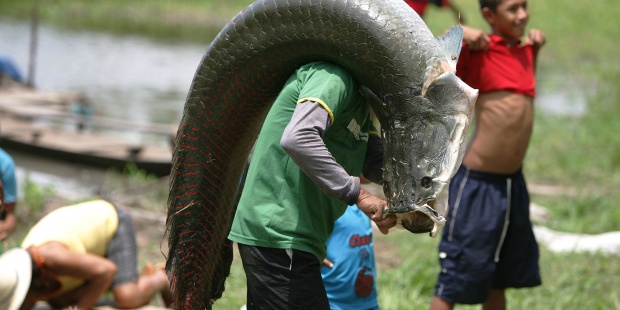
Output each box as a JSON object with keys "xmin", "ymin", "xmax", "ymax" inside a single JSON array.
[{"xmin": 389, "ymin": 198, "xmax": 447, "ymax": 237}]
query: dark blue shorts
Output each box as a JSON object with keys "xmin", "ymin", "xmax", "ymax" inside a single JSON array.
[{"xmin": 434, "ymin": 166, "xmax": 541, "ymax": 304}]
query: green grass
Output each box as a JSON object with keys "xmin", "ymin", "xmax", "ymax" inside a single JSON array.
[
  {"xmin": 3, "ymin": 0, "xmax": 620, "ymax": 309},
  {"xmin": 374, "ymin": 232, "xmax": 620, "ymax": 310}
]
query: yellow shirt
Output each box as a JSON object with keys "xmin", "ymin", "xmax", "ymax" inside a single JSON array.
[{"xmin": 21, "ymin": 200, "xmax": 119, "ymax": 294}]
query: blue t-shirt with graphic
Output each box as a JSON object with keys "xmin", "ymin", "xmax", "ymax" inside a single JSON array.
[{"xmin": 322, "ymin": 205, "xmax": 379, "ymax": 310}]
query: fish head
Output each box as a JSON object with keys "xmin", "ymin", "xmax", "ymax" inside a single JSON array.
[{"xmin": 381, "ymin": 71, "xmax": 477, "ymax": 237}]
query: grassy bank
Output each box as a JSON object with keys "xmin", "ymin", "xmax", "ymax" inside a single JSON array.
[{"xmin": 3, "ymin": 0, "xmax": 620, "ymax": 309}]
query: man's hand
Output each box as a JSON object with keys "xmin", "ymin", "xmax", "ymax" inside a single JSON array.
[{"xmin": 356, "ymin": 189, "xmax": 396, "ymax": 235}]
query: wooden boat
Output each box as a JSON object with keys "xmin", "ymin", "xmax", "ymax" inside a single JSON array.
[{"xmin": 0, "ymin": 88, "xmax": 175, "ymax": 177}]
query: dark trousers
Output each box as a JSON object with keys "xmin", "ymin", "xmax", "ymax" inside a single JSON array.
[{"xmin": 238, "ymin": 244, "xmax": 330, "ymax": 310}]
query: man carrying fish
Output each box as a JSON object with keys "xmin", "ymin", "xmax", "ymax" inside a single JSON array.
[
  {"xmin": 227, "ymin": 61, "xmax": 397, "ymax": 309},
  {"xmin": 165, "ymin": 0, "xmax": 478, "ymax": 307},
  {"xmin": 430, "ymin": 0, "xmax": 546, "ymax": 309}
]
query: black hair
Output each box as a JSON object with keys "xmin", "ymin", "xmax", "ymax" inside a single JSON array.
[
  {"xmin": 480, "ymin": 0, "xmax": 502, "ymax": 11},
  {"xmin": 28, "ymin": 252, "xmax": 62, "ymax": 293}
]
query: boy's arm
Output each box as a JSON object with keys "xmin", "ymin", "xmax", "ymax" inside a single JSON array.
[
  {"xmin": 461, "ymin": 25, "xmax": 490, "ymax": 51},
  {"xmin": 42, "ymin": 244, "xmax": 117, "ymax": 309},
  {"xmin": 441, "ymin": 25, "xmax": 489, "ymax": 51},
  {"xmin": 525, "ymin": 28, "xmax": 546, "ymax": 68}
]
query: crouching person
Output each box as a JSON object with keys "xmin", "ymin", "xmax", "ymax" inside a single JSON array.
[{"xmin": 0, "ymin": 199, "xmax": 172, "ymax": 310}]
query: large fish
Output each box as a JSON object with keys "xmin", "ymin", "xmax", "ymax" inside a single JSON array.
[{"xmin": 165, "ymin": 0, "xmax": 477, "ymax": 308}]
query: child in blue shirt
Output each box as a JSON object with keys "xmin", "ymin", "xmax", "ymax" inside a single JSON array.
[{"xmin": 322, "ymin": 204, "xmax": 380, "ymax": 310}]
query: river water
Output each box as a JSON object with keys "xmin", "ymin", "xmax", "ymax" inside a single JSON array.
[
  {"xmin": 1, "ymin": 20, "xmax": 208, "ymax": 124},
  {"xmin": 0, "ymin": 19, "xmax": 589, "ymax": 199},
  {"xmin": 1, "ymin": 19, "xmax": 209, "ymax": 198}
]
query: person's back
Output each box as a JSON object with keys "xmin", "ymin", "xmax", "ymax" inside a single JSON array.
[
  {"xmin": 21, "ymin": 200, "xmax": 120, "ymax": 294},
  {"xmin": 321, "ymin": 205, "xmax": 378, "ymax": 310},
  {"xmin": 431, "ymin": 0, "xmax": 546, "ymax": 309}
]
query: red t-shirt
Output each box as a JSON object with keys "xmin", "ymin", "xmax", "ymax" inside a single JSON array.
[
  {"xmin": 456, "ymin": 34, "xmax": 537, "ymax": 98},
  {"xmin": 404, "ymin": 0, "xmax": 450, "ymax": 17}
]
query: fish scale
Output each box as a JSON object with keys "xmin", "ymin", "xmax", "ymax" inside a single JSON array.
[{"xmin": 166, "ymin": 0, "xmax": 476, "ymax": 308}]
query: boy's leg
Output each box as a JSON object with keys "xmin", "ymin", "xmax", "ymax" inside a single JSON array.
[
  {"xmin": 106, "ymin": 208, "xmax": 167, "ymax": 308},
  {"xmin": 238, "ymin": 244, "xmax": 329, "ymax": 310},
  {"xmin": 482, "ymin": 289, "xmax": 506, "ymax": 310},
  {"xmin": 493, "ymin": 172, "xmax": 541, "ymax": 290},
  {"xmin": 430, "ymin": 295, "xmax": 454, "ymax": 310},
  {"xmin": 433, "ymin": 167, "xmax": 511, "ymax": 305}
]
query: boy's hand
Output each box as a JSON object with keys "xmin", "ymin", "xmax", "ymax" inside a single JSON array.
[
  {"xmin": 322, "ymin": 258, "xmax": 334, "ymax": 268},
  {"xmin": 356, "ymin": 189, "xmax": 396, "ymax": 235},
  {"xmin": 525, "ymin": 28, "xmax": 546, "ymax": 54},
  {"xmin": 462, "ymin": 25, "xmax": 490, "ymax": 51}
]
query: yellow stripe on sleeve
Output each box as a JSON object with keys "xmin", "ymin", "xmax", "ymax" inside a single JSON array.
[{"xmin": 297, "ymin": 98, "xmax": 335, "ymax": 124}]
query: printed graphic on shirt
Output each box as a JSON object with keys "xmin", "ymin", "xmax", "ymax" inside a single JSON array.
[
  {"xmin": 350, "ymin": 233, "xmax": 374, "ymax": 297},
  {"xmin": 354, "ymin": 248, "xmax": 374, "ymax": 297},
  {"xmin": 347, "ymin": 118, "xmax": 369, "ymax": 141}
]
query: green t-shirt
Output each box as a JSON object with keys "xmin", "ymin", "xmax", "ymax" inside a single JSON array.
[{"xmin": 228, "ymin": 61, "xmax": 375, "ymax": 260}]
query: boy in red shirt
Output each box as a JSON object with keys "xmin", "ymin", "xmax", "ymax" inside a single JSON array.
[{"xmin": 430, "ymin": 0, "xmax": 546, "ymax": 309}]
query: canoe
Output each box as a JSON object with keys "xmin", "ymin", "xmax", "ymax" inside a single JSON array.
[{"xmin": 0, "ymin": 89, "xmax": 174, "ymax": 177}]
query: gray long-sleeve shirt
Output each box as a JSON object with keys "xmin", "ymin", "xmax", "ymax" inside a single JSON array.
[{"xmin": 281, "ymin": 100, "xmax": 384, "ymax": 205}]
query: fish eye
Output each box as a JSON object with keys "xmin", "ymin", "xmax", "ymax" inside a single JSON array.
[{"xmin": 421, "ymin": 177, "xmax": 432, "ymax": 189}]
